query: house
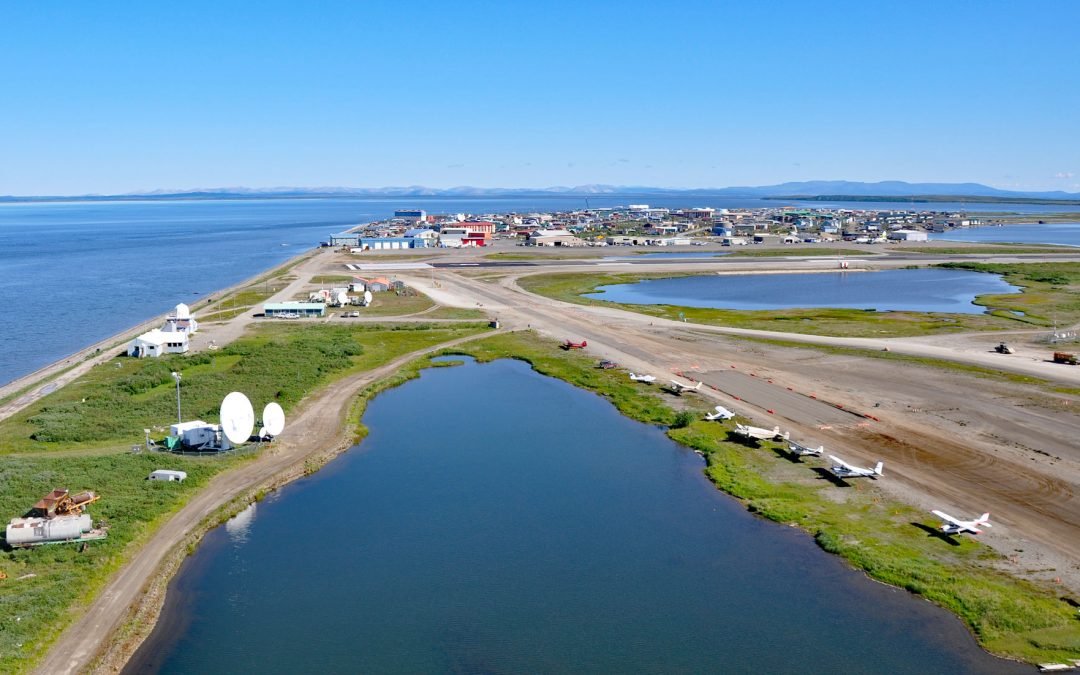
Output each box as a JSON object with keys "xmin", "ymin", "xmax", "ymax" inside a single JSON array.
[
  {"xmin": 128, "ymin": 329, "xmax": 189, "ymax": 358},
  {"xmin": 352, "ymin": 276, "xmax": 391, "ymax": 292}
]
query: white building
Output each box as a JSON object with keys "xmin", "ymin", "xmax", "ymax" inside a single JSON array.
[
  {"xmin": 525, "ymin": 229, "xmax": 582, "ymax": 247},
  {"xmin": 128, "ymin": 329, "xmax": 189, "ymax": 358},
  {"xmin": 887, "ymin": 229, "xmax": 929, "ymax": 242},
  {"xmin": 162, "ymin": 303, "xmax": 198, "ymax": 334}
]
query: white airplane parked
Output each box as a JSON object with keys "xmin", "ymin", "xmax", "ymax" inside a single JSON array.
[
  {"xmin": 931, "ymin": 510, "xmax": 991, "ymax": 535},
  {"xmin": 735, "ymin": 423, "xmax": 789, "ymax": 441},
  {"xmin": 668, "ymin": 380, "xmax": 702, "ymax": 395},
  {"xmin": 704, "ymin": 405, "xmax": 735, "ymax": 421},
  {"xmin": 629, "ymin": 372, "xmax": 656, "ymax": 384},
  {"xmin": 788, "ymin": 441, "xmax": 824, "ymax": 457},
  {"xmin": 828, "ymin": 455, "xmax": 883, "ymax": 479}
]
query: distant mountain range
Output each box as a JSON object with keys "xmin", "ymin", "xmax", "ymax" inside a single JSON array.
[{"xmin": 3, "ymin": 181, "xmax": 1079, "ymax": 203}]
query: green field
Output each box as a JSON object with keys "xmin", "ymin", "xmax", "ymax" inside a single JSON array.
[
  {"xmin": 447, "ymin": 331, "xmax": 1080, "ymax": 664},
  {"xmin": 0, "ymin": 322, "xmax": 487, "ymax": 673},
  {"xmin": 519, "ymin": 262, "xmax": 1080, "ymax": 337}
]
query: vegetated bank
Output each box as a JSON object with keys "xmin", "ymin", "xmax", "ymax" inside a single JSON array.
[
  {"xmin": 444, "ymin": 331, "xmax": 1080, "ymax": 664},
  {"xmin": 0, "ymin": 321, "xmax": 488, "ymax": 674},
  {"xmin": 519, "ymin": 263, "xmax": 1080, "ymax": 337}
]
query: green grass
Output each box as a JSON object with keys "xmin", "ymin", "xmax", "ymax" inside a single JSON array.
[
  {"xmin": 309, "ymin": 275, "xmax": 354, "ymax": 285},
  {"xmin": 422, "ymin": 307, "xmax": 490, "ymax": 320},
  {"xmin": 520, "ymin": 263, "xmax": 1080, "ymax": 337},
  {"xmin": 359, "ymin": 291, "xmax": 435, "ymax": 316},
  {"xmin": 519, "ymin": 271, "xmax": 1016, "ymax": 337},
  {"xmin": 0, "ymin": 321, "xmax": 489, "ymax": 673},
  {"xmin": 0, "ymin": 323, "xmax": 486, "ymax": 456},
  {"xmin": 448, "ymin": 331, "xmax": 1080, "ymax": 664}
]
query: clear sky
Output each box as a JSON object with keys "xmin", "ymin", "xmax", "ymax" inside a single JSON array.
[{"xmin": 2, "ymin": 1, "xmax": 1078, "ymax": 195}]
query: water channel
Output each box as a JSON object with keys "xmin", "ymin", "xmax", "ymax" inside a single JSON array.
[
  {"xmin": 127, "ymin": 358, "xmax": 1024, "ymax": 674},
  {"xmin": 585, "ymin": 268, "xmax": 1019, "ymax": 314}
]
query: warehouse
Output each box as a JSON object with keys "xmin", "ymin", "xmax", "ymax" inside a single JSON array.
[{"xmin": 263, "ymin": 302, "xmax": 326, "ymax": 318}]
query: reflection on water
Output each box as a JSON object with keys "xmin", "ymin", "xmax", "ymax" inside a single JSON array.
[
  {"xmin": 224, "ymin": 503, "xmax": 256, "ymax": 544},
  {"xmin": 586, "ymin": 268, "xmax": 1019, "ymax": 313},
  {"xmin": 127, "ymin": 359, "xmax": 1024, "ymax": 674}
]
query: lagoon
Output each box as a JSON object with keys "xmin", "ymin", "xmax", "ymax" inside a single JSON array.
[
  {"xmin": 585, "ymin": 268, "xmax": 1019, "ymax": 314},
  {"xmin": 126, "ymin": 358, "xmax": 1021, "ymax": 674}
]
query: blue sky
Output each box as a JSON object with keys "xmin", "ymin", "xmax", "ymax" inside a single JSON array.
[{"xmin": 2, "ymin": 1, "xmax": 1078, "ymax": 195}]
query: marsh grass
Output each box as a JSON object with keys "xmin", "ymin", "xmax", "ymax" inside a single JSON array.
[{"xmin": 450, "ymin": 330, "xmax": 1080, "ymax": 664}]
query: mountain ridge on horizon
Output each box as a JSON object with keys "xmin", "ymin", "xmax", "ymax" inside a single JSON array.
[{"xmin": 4, "ymin": 180, "xmax": 1079, "ymax": 201}]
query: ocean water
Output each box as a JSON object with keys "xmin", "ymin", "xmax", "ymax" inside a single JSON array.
[
  {"xmin": 126, "ymin": 359, "xmax": 1023, "ymax": 674},
  {"xmin": 930, "ymin": 222, "xmax": 1080, "ymax": 247},
  {"xmin": 586, "ymin": 268, "xmax": 1020, "ymax": 314},
  {"xmin": 0, "ymin": 197, "xmax": 1067, "ymax": 387}
]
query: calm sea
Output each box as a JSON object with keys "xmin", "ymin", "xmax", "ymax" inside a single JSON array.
[
  {"xmin": 931, "ymin": 222, "xmax": 1080, "ymax": 247},
  {"xmin": 126, "ymin": 358, "xmax": 1025, "ymax": 674},
  {"xmin": 0, "ymin": 196, "xmax": 1071, "ymax": 387}
]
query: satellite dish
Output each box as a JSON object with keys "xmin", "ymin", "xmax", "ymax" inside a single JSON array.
[
  {"xmin": 364, "ymin": 290, "xmax": 373, "ymax": 305},
  {"xmin": 262, "ymin": 402, "xmax": 285, "ymax": 437},
  {"xmin": 175, "ymin": 303, "xmax": 191, "ymax": 319},
  {"xmin": 220, "ymin": 392, "xmax": 255, "ymax": 445}
]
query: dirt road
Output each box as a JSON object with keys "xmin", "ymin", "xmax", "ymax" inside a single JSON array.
[{"xmin": 34, "ymin": 331, "xmax": 493, "ymax": 675}]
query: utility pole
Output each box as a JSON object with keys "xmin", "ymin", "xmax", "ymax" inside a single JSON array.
[{"xmin": 171, "ymin": 371, "xmax": 182, "ymax": 425}]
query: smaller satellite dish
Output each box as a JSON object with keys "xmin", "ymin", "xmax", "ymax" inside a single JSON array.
[
  {"xmin": 258, "ymin": 426, "xmax": 267, "ymax": 438},
  {"xmin": 220, "ymin": 392, "xmax": 255, "ymax": 445},
  {"xmin": 363, "ymin": 290, "xmax": 373, "ymax": 305},
  {"xmin": 262, "ymin": 402, "xmax": 285, "ymax": 437},
  {"xmin": 174, "ymin": 303, "xmax": 191, "ymax": 319}
]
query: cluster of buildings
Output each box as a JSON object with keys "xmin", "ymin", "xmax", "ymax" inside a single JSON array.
[
  {"xmin": 263, "ymin": 276, "xmax": 404, "ymax": 319},
  {"xmin": 327, "ymin": 205, "xmax": 983, "ymax": 250}
]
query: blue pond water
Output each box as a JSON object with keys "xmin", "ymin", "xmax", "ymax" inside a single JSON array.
[
  {"xmin": 586, "ymin": 268, "xmax": 1019, "ymax": 313},
  {"xmin": 930, "ymin": 222, "xmax": 1080, "ymax": 247},
  {"xmin": 126, "ymin": 359, "xmax": 1022, "ymax": 674}
]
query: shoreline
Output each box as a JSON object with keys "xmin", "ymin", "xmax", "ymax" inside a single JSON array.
[{"xmin": 0, "ymin": 247, "xmax": 318, "ymax": 420}]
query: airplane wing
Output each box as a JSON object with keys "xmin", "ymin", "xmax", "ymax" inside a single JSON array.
[
  {"xmin": 931, "ymin": 510, "xmax": 962, "ymax": 527},
  {"xmin": 828, "ymin": 455, "xmax": 856, "ymax": 471}
]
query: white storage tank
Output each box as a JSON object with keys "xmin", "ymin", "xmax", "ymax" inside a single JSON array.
[{"xmin": 6, "ymin": 514, "xmax": 92, "ymax": 547}]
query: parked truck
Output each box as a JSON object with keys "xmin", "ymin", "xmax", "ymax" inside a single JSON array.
[{"xmin": 1053, "ymin": 352, "xmax": 1078, "ymax": 365}]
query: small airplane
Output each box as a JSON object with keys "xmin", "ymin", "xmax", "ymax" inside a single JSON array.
[
  {"xmin": 735, "ymin": 423, "xmax": 789, "ymax": 441},
  {"xmin": 668, "ymin": 380, "xmax": 702, "ymax": 395},
  {"xmin": 788, "ymin": 441, "xmax": 824, "ymax": 457},
  {"xmin": 704, "ymin": 405, "xmax": 735, "ymax": 421},
  {"xmin": 828, "ymin": 455, "xmax": 883, "ymax": 479},
  {"xmin": 931, "ymin": 510, "xmax": 991, "ymax": 535},
  {"xmin": 562, "ymin": 339, "xmax": 587, "ymax": 350},
  {"xmin": 628, "ymin": 372, "xmax": 656, "ymax": 384}
]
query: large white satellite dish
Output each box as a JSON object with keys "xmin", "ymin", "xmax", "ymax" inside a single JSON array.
[
  {"xmin": 220, "ymin": 392, "xmax": 255, "ymax": 445},
  {"xmin": 363, "ymin": 290, "xmax": 373, "ymax": 305},
  {"xmin": 262, "ymin": 402, "xmax": 285, "ymax": 437}
]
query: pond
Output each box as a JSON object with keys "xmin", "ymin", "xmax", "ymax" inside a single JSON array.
[
  {"xmin": 126, "ymin": 358, "xmax": 1023, "ymax": 674},
  {"xmin": 585, "ymin": 268, "xmax": 1019, "ymax": 313}
]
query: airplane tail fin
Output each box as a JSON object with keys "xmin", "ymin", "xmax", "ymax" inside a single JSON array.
[
  {"xmin": 874, "ymin": 462, "xmax": 884, "ymax": 475},
  {"xmin": 979, "ymin": 513, "xmax": 991, "ymax": 526}
]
